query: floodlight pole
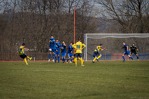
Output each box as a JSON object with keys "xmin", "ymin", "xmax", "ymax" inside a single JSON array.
[{"xmin": 74, "ymin": 6, "xmax": 76, "ymax": 43}]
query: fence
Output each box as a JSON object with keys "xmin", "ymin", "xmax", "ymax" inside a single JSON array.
[
  {"xmin": 0, "ymin": 51, "xmax": 149, "ymax": 61},
  {"xmin": 0, "ymin": 52, "xmax": 48, "ymax": 61}
]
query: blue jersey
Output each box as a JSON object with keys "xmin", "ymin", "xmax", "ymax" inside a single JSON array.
[
  {"xmin": 55, "ymin": 42, "xmax": 61, "ymax": 53},
  {"xmin": 122, "ymin": 44, "xmax": 130, "ymax": 55},
  {"xmin": 61, "ymin": 44, "xmax": 66, "ymax": 53},
  {"xmin": 68, "ymin": 45, "xmax": 73, "ymax": 53},
  {"xmin": 122, "ymin": 44, "xmax": 128, "ymax": 52},
  {"xmin": 49, "ymin": 38, "xmax": 56, "ymax": 49}
]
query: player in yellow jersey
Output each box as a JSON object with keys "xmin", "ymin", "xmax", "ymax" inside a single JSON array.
[
  {"xmin": 18, "ymin": 43, "xmax": 32, "ymax": 65},
  {"xmin": 72, "ymin": 39, "xmax": 86, "ymax": 66},
  {"xmin": 92, "ymin": 44, "xmax": 104, "ymax": 63}
]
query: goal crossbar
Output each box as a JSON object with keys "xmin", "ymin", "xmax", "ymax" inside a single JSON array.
[{"xmin": 84, "ymin": 33, "xmax": 149, "ymax": 39}]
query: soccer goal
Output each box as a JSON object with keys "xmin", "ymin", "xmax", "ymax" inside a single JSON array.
[{"xmin": 84, "ymin": 33, "xmax": 149, "ymax": 61}]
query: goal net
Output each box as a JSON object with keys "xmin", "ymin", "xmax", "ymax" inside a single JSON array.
[{"xmin": 84, "ymin": 33, "xmax": 149, "ymax": 61}]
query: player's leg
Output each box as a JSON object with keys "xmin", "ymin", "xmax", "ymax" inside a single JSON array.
[
  {"xmin": 128, "ymin": 51, "xmax": 133, "ymax": 60},
  {"xmin": 20, "ymin": 54, "xmax": 28, "ymax": 65},
  {"xmin": 23, "ymin": 55, "xmax": 28, "ymax": 65},
  {"xmin": 97, "ymin": 54, "xmax": 102, "ymax": 60},
  {"xmin": 93, "ymin": 57, "xmax": 97, "ymax": 62},
  {"xmin": 54, "ymin": 52, "xmax": 57, "ymax": 63},
  {"xmin": 74, "ymin": 54, "xmax": 78, "ymax": 66},
  {"xmin": 130, "ymin": 51, "xmax": 134, "ymax": 59},
  {"xmin": 80, "ymin": 58, "xmax": 84, "ymax": 66},
  {"xmin": 57, "ymin": 51, "xmax": 60, "ymax": 63},
  {"xmin": 61, "ymin": 53, "xmax": 64, "ymax": 62},
  {"xmin": 72, "ymin": 54, "xmax": 75, "ymax": 63},
  {"xmin": 92, "ymin": 53, "xmax": 97, "ymax": 63},
  {"xmin": 64, "ymin": 53, "xmax": 66, "ymax": 62},
  {"xmin": 70, "ymin": 54, "xmax": 73, "ymax": 63},
  {"xmin": 52, "ymin": 53, "xmax": 55, "ymax": 62},
  {"xmin": 48, "ymin": 52, "xmax": 52, "ymax": 62},
  {"xmin": 27, "ymin": 56, "xmax": 32, "ymax": 60},
  {"xmin": 128, "ymin": 55, "xmax": 133, "ymax": 60},
  {"xmin": 79, "ymin": 54, "xmax": 84, "ymax": 66},
  {"xmin": 122, "ymin": 52, "xmax": 126, "ymax": 62},
  {"xmin": 68, "ymin": 53, "xmax": 72, "ymax": 63},
  {"xmin": 24, "ymin": 58, "xmax": 28, "ymax": 65},
  {"xmin": 74, "ymin": 57, "xmax": 77, "ymax": 66},
  {"xmin": 58, "ymin": 55, "xmax": 60, "ymax": 63},
  {"xmin": 62, "ymin": 53, "xmax": 66, "ymax": 63},
  {"xmin": 62, "ymin": 56, "xmax": 64, "ymax": 63},
  {"xmin": 67, "ymin": 53, "xmax": 70, "ymax": 63},
  {"xmin": 136, "ymin": 54, "xmax": 139, "ymax": 59},
  {"xmin": 69, "ymin": 53, "xmax": 73, "ymax": 63},
  {"xmin": 135, "ymin": 52, "xmax": 139, "ymax": 59},
  {"xmin": 52, "ymin": 49, "xmax": 56, "ymax": 62}
]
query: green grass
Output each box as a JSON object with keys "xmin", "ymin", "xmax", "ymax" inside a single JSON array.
[{"xmin": 0, "ymin": 61, "xmax": 149, "ymax": 99}]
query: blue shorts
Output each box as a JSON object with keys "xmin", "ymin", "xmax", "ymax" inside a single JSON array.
[
  {"xmin": 49, "ymin": 47, "xmax": 56, "ymax": 53},
  {"xmin": 68, "ymin": 53, "xmax": 73, "ymax": 58},
  {"xmin": 124, "ymin": 51, "xmax": 130, "ymax": 55},
  {"xmin": 20, "ymin": 54, "xmax": 27, "ymax": 59},
  {"xmin": 61, "ymin": 52, "xmax": 66, "ymax": 57},
  {"xmin": 51, "ymin": 48, "xmax": 56, "ymax": 52},
  {"xmin": 93, "ymin": 52, "xmax": 100, "ymax": 57},
  {"xmin": 55, "ymin": 51, "xmax": 60, "ymax": 55},
  {"xmin": 75, "ymin": 53, "xmax": 82, "ymax": 58}
]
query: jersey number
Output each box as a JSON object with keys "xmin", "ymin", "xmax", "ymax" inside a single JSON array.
[{"xmin": 76, "ymin": 45, "xmax": 80, "ymax": 49}]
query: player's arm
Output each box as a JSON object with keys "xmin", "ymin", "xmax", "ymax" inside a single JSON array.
[
  {"xmin": 20, "ymin": 46, "xmax": 29, "ymax": 51},
  {"xmin": 72, "ymin": 44, "xmax": 76, "ymax": 49},
  {"xmin": 126, "ymin": 45, "xmax": 129, "ymax": 51},
  {"xmin": 82, "ymin": 44, "xmax": 86, "ymax": 49},
  {"xmin": 102, "ymin": 46, "xmax": 107, "ymax": 50},
  {"xmin": 50, "ymin": 39, "xmax": 55, "ymax": 43},
  {"xmin": 49, "ymin": 39, "xmax": 52, "ymax": 42},
  {"xmin": 99, "ymin": 46, "xmax": 104, "ymax": 51},
  {"xmin": 136, "ymin": 46, "xmax": 139, "ymax": 52},
  {"xmin": 122, "ymin": 46, "xmax": 124, "ymax": 49},
  {"xmin": 130, "ymin": 46, "xmax": 132, "ymax": 51},
  {"xmin": 25, "ymin": 48, "xmax": 29, "ymax": 51}
]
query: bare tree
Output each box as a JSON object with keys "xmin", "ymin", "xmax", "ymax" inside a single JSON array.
[
  {"xmin": 0, "ymin": 0, "xmax": 99, "ymax": 60},
  {"xmin": 95, "ymin": 0, "xmax": 149, "ymax": 33}
]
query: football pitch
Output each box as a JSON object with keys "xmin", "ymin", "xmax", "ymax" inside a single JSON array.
[{"xmin": 0, "ymin": 61, "xmax": 149, "ymax": 99}]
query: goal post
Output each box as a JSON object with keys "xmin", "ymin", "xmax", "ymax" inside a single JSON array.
[{"xmin": 84, "ymin": 33, "xmax": 149, "ymax": 61}]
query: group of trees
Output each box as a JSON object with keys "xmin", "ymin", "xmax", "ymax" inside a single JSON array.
[
  {"xmin": 0, "ymin": 0, "xmax": 97, "ymax": 53},
  {"xmin": 0, "ymin": 0, "xmax": 148, "ymax": 58},
  {"xmin": 95, "ymin": 0, "xmax": 149, "ymax": 33}
]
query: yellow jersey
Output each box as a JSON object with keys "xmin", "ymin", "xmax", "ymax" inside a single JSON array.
[
  {"xmin": 72, "ymin": 41, "xmax": 86, "ymax": 53},
  {"xmin": 18, "ymin": 45, "xmax": 25, "ymax": 55}
]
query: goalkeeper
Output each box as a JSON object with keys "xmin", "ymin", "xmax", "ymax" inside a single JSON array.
[
  {"xmin": 92, "ymin": 44, "xmax": 104, "ymax": 63},
  {"xmin": 130, "ymin": 43, "xmax": 139, "ymax": 60}
]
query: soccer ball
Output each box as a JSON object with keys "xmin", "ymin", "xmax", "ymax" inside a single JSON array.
[{"xmin": 49, "ymin": 48, "xmax": 52, "ymax": 51}]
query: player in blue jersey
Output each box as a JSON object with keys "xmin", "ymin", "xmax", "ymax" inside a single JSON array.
[
  {"xmin": 55, "ymin": 40, "xmax": 61, "ymax": 63},
  {"xmin": 67, "ymin": 42, "xmax": 73, "ymax": 63},
  {"xmin": 122, "ymin": 42, "xmax": 133, "ymax": 62},
  {"xmin": 48, "ymin": 35, "xmax": 56, "ymax": 62},
  {"xmin": 61, "ymin": 41, "xmax": 67, "ymax": 63}
]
